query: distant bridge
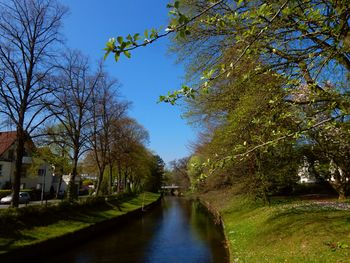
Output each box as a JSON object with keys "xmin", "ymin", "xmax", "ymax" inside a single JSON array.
[{"xmin": 161, "ymin": 185, "xmax": 181, "ymax": 195}]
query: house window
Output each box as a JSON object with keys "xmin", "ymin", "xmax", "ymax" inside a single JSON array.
[
  {"xmin": 38, "ymin": 169, "xmax": 45, "ymax": 176},
  {"xmin": 0, "ymin": 164, "xmax": 2, "ymax": 176}
]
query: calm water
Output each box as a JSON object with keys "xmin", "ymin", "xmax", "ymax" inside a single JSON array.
[{"xmin": 43, "ymin": 196, "xmax": 229, "ymax": 263}]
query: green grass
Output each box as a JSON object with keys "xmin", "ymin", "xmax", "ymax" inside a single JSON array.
[
  {"xmin": 200, "ymin": 189, "xmax": 350, "ymax": 263},
  {"xmin": 0, "ymin": 192, "xmax": 159, "ymax": 254}
]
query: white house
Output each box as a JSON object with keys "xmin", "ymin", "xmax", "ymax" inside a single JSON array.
[
  {"xmin": 51, "ymin": 174, "xmax": 82, "ymax": 194},
  {"xmin": 0, "ymin": 131, "xmax": 53, "ymax": 192}
]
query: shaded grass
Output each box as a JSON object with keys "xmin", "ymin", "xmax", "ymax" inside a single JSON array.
[
  {"xmin": 200, "ymin": 189, "xmax": 350, "ymax": 263},
  {"xmin": 0, "ymin": 192, "xmax": 159, "ymax": 254}
]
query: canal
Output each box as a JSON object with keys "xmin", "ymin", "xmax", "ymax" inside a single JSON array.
[{"xmin": 42, "ymin": 196, "xmax": 229, "ymax": 263}]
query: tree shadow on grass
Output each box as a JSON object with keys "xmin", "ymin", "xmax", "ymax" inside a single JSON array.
[
  {"xmin": 253, "ymin": 206, "xmax": 350, "ymax": 248},
  {"xmin": 0, "ymin": 195, "xmax": 137, "ymax": 239}
]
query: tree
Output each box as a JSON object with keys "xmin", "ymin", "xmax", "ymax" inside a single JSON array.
[
  {"xmin": 109, "ymin": 117, "xmax": 150, "ymax": 193},
  {"xmin": 106, "ymin": 0, "xmax": 350, "ymax": 199},
  {"xmin": 169, "ymin": 157, "xmax": 191, "ymax": 190},
  {"xmin": 146, "ymin": 155, "xmax": 165, "ymax": 193},
  {"xmin": 309, "ymin": 121, "xmax": 350, "ymax": 199},
  {"xmin": 190, "ymin": 68, "xmax": 301, "ymax": 199},
  {"xmin": 0, "ymin": 0, "xmax": 66, "ymax": 207},
  {"xmin": 42, "ymin": 124, "xmax": 72, "ymax": 198},
  {"xmin": 47, "ymin": 50, "xmax": 101, "ymax": 201},
  {"xmin": 88, "ymin": 71, "xmax": 128, "ymax": 195},
  {"xmin": 29, "ymin": 145, "xmax": 70, "ymax": 199}
]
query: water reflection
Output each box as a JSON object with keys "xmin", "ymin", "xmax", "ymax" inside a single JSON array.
[{"xmin": 42, "ymin": 197, "xmax": 228, "ymax": 263}]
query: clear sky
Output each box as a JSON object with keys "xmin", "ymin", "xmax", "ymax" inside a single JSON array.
[{"xmin": 60, "ymin": 0, "xmax": 195, "ymax": 164}]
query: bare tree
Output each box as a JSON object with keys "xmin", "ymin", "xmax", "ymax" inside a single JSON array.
[
  {"xmin": 88, "ymin": 72, "xmax": 128, "ymax": 195},
  {"xmin": 48, "ymin": 50, "xmax": 101, "ymax": 200},
  {"xmin": 0, "ymin": 0, "xmax": 66, "ymax": 207}
]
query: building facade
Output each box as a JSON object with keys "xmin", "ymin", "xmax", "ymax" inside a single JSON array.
[{"xmin": 0, "ymin": 131, "xmax": 53, "ymax": 192}]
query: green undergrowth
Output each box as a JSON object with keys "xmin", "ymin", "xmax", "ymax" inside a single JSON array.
[
  {"xmin": 200, "ymin": 189, "xmax": 350, "ymax": 263},
  {"xmin": 0, "ymin": 192, "xmax": 159, "ymax": 254}
]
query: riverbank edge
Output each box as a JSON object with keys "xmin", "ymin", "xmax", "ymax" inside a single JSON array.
[
  {"xmin": 195, "ymin": 190, "xmax": 350, "ymax": 262},
  {"xmin": 0, "ymin": 194, "xmax": 161, "ymax": 262},
  {"xmin": 195, "ymin": 196, "xmax": 232, "ymax": 263}
]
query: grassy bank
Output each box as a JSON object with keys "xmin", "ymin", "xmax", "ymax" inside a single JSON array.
[
  {"xmin": 0, "ymin": 192, "xmax": 159, "ymax": 254},
  {"xmin": 200, "ymin": 189, "xmax": 350, "ymax": 263}
]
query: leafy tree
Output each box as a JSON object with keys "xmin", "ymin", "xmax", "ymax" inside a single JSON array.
[
  {"xmin": 187, "ymin": 155, "xmax": 204, "ymax": 191},
  {"xmin": 144, "ymin": 155, "xmax": 165, "ymax": 193},
  {"xmin": 109, "ymin": 117, "xmax": 149, "ymax": 192},
  {"xmin": 169, "ymin": 157, "xmax": 191, "ymax": 190},
  {"xmin": 309, "ymin": 121, "xmax": 350, "ymax": 199},
  {"xmin": 29, "ymin": 146, "xmax": 70, "ymax": 199},
  {"xmin": 106, "ymin": 0, "xmax": 350, "ymax": 199},
  {"xmin": 41, "ymin": 124, "xmax": 72, "ymax": 198}
]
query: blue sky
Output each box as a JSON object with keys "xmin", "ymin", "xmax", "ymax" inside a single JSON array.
[{"xmin": 60, "ymin": 0, "xmax": 195, "ymax": 164}]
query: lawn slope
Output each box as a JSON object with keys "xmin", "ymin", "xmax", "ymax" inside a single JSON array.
[{"xmin": 200, "ymin": 189, "xmax": 350, "ymax": 263}]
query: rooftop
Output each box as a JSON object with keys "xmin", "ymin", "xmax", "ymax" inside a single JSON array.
[{"xmin": 0, "ymin": 131, "xmax": 16, "ymax": 156}]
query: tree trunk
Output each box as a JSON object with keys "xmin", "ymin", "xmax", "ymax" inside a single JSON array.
[
  {"xmin": 68, "ymin": 155, "xmax": 79, "ymax": 201},
  {"xmin": 124, "ymin": 169, "xmax": 128, "ymax": 192},
  {"xmin": 117, "ymin": 159, "xmax": 122, "ymax": 192},
  {"xmin": 56, "ymin": 174, "xmax": 63, "ymax": 199},
  {"xmin": 337, "ymin": 183, "xmax": 347, "ymax": 200},
  {"xmin": 338, "ymin": 190, "xmax": 346, "ymax": 200},
  {"xmin": 95, "ymin": 166, "xmax": 105, "ymax": 196},
  {"xmin": 11, "ymin": 128, "xmax": 25, "ymax": 208},
  {"xmin": 108, "ymin": 163, "xmax": 113, "ymax": 195},
  {"xmin": 330, "ymin": 165, "xmax": 348, "ymax": 200}
]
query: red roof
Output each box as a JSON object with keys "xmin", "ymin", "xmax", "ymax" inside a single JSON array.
[{"xmin": 0, "ymin": 131, "xmax": 17, "ymax": 156}]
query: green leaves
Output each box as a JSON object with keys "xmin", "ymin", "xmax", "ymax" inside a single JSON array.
[
  {"xmin": 123, "ymin": 51, "xmax": 131, "ymax": 58},
  {"xmin": 166, "ymin": 0, "xmax": 192, "ymax": 40},
  {"xmin": 103, "ymin": 38, "xmax": 116, "ymax": 60},
  {"xmin": 105, "ymin": 27, "xmax": 163, "ymax": 62},
  {"xmin": 167, "ymin": 1, "xmax": 180, "ymax": 9},
  {"xmin": 158, "ymin": 85, "xmax": 196, "ymax": 105},
  {"xmin": 133, "ymin": 33, "xmax": 140, "ymax": 41},
  {"xmin": 237, "ymin": 0, "xmax": 244, "ymax": 6}
]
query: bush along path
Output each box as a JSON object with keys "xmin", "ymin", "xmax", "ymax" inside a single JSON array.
[
  {"xmin": 0, "ymin": 192, "xmax": 160, "ymax": 257},
  {"xmin": 199, "ymin": 189, "xmax": 350, "ymax": 263}
]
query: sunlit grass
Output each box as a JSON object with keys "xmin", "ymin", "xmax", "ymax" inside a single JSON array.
[
  {"xmin": 0, "ymin": 192, "xmax": 159, "ymax": 254},
  {"xmin": 200, "ymin": 189, "xmax": 350, "ymax": 263}
]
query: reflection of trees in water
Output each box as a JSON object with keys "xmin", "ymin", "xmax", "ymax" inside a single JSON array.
[
  {"xmin": 40, "ymin": 196, "xmax": 228, "ymax": 263},
  {"xmin": 168, "ymin": 197, "xmax": 225, "ymax": 247},
  {"xmin": 42, "ymin": 203, "xmax": 164, "ymax": 263},
  {"xmin": 189, "ymin": 200, "xmax": 229, "ymax": 263},
  {"xmin": 190, "ymin": 201, "xmax": 212, "ymax": 240}
]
